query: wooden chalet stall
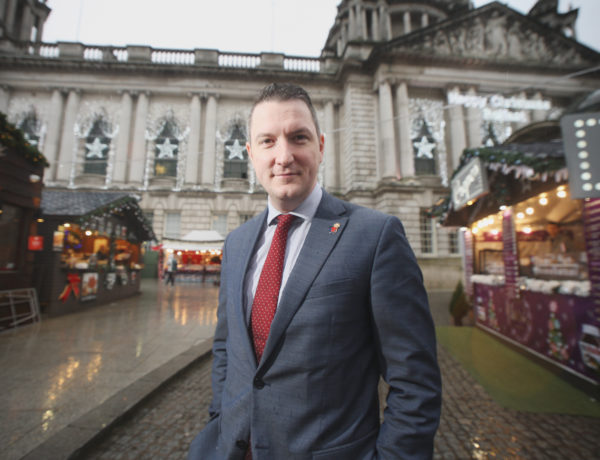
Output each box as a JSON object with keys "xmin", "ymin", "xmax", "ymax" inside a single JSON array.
[
  {"xmin": 0, "ymin": 113, "xmax": 47, "ymax": 329},
  {"xmin": 35, "ymin": 191, "xmax": 155, "ymax": 316},
  {"xmin": 440, "ymin": 119, "xmax": 600, "ymax": 386}
]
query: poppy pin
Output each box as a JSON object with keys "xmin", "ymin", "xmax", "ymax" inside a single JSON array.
[{"xmin": 330, "ymin": 223, "xmax": 341, "ymax": 234}]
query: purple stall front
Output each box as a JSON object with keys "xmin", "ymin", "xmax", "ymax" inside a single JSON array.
[{"xmin": 441, "ymin": 120, "xmax": 600, "ymax": 386}]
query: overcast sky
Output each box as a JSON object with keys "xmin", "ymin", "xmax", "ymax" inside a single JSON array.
[{"xmin": 42, "ymin": 0, "xmax": 599, "ymax": 57}]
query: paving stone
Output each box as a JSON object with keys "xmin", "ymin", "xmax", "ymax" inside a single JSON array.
[{"xmin": 78, "ymin": 342, "xmax": 600, "ymax": 459}]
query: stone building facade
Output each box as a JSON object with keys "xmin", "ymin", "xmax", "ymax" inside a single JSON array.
[{"xmin": 1, "ymin": 0, "xmax": 598, "ymax": 289}]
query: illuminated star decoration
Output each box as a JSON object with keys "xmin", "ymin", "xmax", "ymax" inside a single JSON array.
[
  {"xmin": 85, "ymin": 137, "xmax": 108, "ymax": 158},
  {"xmin": 156, "ymin": 138, "xmax": 178, "ymax": 159},
  {"xmin": 413, "ymin": 136, "xmax": 436, "ymax": 159},
  {"xmin": 226, "ymin": 139, "xmax": 246, "ymax": 160}
]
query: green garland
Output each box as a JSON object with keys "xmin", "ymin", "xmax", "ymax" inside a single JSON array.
[{"xmin": 0, "ymin": 112, "xmax": 49, "ymax": 167}]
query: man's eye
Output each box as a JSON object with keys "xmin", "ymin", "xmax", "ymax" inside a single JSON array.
[
  {"xmin": 259, "ymin": 138, "xmax": 274, "ymax": 145},
  {"xmin": 294, "ymin": 134, "xmax": 308, "ymax": 142}
]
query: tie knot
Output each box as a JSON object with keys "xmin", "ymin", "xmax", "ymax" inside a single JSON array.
[{"xmin": 276, "ymin": 214, "xmax": 296, "ymax": 230}]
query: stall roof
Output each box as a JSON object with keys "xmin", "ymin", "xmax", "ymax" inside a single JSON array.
[
  {"xmin": 161, "ymin": 230, "xmax": 224, "ymax": 252},
  {"xmin": 434, "ymin": 137, "xmax": 568, "ymax": 227},
  {"xmin": 41, "ymin": 190, "xmax": 156, "ymax": 241}
]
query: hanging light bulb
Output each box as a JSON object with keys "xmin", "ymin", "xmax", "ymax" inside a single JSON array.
[
  {"xmin": 523, "ymin": 226, "xmax": 532, "ymax": 234},
  {"xmin": 517, "ymin": 212, "xmax": 525, "ymax": 219},
  {"xmin": 526, "ymin": 207, "xmax": 534, "ymax": 215},
  {"xmin": 539, "ymin": 196, "xmax": 548, "ymax": 205}
]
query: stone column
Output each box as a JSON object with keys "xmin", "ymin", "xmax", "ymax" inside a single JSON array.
[
  {"xmin": 421, "ymin": 13, "xmax": 429, "ymax": 28},
  {"xmin": 201, "ymin": 94, "xmax": 218, "ymax": 186},
  {"xmin": 323, "ymin": 100, "xmax": 337, "ymax": 190},
  {"xmin": 4, "ymin": 0, "xmax": 18, "ymax": 38},
  {"xmin": 446, "ymin": 87, "xmax": 467, "ymax": 172},
  {"xmin": 395, "ymin": 82, "xmax": 414, "ymax": 178},
  {"xmin": 403, "ymin": 11, "xmax": 411, "ymax": 35},
  {"xmin": 531, "ymin": 92, "xmax": 547, "ymax": 122},
  {"xmin": 384, "ymin": 7, "xmax": 392, "ymax": 40},
  {"xmin": 378, "ymin": 80, "xmax": 398, "ymax": 180},
  {"xmin": 360, "ymin": 6, "xmax": 368, "ymax": 40},
  {"xmin": 465, "ymin": 88, "xmax": 483, "ymax": 148},
  {"xmin": 371, "ymin": 9, "xmax": 380, "ymax": 41},
  {"xmin": 129, "ymin": 91, "xmax": 150, "ymax": 184},
  {"xmin": 56, "ymin": 89, "xmax": 80, "ymax": 182},
  {"xmin": 348, "ymin": 7, "xmax": 356, "ymax": 40},
  {"xmin": 185, "ymin": 93, "xmax": 202, "ymax": 185},
  {"xmin": 0, "ymin": 85, "xmax": 10, "ymax": 113},
  {"xmin": 43, "ymin": 88, "xmax": 65, "ymax": 181},
  {"xmin": 113, "ymin": 91, "xmax": 133, "ymax": 183}
]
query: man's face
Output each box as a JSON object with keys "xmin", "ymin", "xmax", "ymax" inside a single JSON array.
[{"xmin": 247, "ymin": 99, "xmax": 324, "ymax": 212}]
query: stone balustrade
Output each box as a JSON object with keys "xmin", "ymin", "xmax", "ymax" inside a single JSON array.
[{"xmin": 13, "ymin": 40, "xmax": 329, "ymax": 73}]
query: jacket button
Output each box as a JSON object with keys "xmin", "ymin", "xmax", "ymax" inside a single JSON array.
[
  {"xmin": 253, "ymin": 377, "xmax": 265, "ymax": 389},
  {"xmin": 236, "ymin": 440, "xmax": 248, "ymax": 450}
]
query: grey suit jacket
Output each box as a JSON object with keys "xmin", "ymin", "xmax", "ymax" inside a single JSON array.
[{"xmin": 188, "ymin": 190, "xmax": 441, "ymax": 460}]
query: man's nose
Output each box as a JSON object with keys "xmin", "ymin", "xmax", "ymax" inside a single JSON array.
[{"xmin": 274, "ymin": 139, "xmax": 294, "ymax": 165}]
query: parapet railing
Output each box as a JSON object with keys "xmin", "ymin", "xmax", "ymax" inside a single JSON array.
[{"xmin": 11, "ymin": 41, "xmax": 329, "ymax": 73}]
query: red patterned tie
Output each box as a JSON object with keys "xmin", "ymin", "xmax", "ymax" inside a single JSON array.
[{"xmin": 250, "ymin": 213, "xmax": 296, "ymax": 362}]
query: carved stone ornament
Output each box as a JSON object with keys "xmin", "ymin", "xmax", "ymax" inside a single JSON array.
[{"xmin": 387, "ymin": 5, "xmax": 593, "ymax": 66}]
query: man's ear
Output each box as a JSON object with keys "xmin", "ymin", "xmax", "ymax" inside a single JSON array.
[
  {"xmin": 246, "ymin": 141, "xmax": 253, "ymax": 161},
  {"xmin": 319, "ymin": 133, "xmax": 325, "ymax": 162}
]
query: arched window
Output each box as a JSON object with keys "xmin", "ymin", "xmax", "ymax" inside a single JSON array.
[
  {"xmin": 412, "ymin": 117, "xmax": 437, "ymax": 175},
  {"xmin": 223, "ymin": 123, "xmax": 248, "ymax": 179},
  {"xmin": 18, "ymin": 110, "xmax": 41, "ymax": 148},
  {"xmin": 83, "ymin": 117, "xmax": 110, "ymax": 175},
  {"xmin": 154, "ymin": 119, "xmax": 179, "ymax": 177}
]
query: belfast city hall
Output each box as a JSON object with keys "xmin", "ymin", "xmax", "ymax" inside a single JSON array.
[{"xmin": 1, "ymin": 0, "xmax": 599, "ymax": 289}]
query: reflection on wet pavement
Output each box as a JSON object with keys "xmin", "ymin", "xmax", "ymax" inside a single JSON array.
[{"xmin": 0, "ymin": 279, "xmax": 218, "ymax": 460}]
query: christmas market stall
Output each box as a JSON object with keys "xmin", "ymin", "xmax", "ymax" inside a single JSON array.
[
  {"xmin": 35, "ymin": 190, "xmax": 155, "ymax": 316},
  {"xmin": 438, "ymin": 119, "xmax": 600, "ymax": 385},
  {"xmin": 0, "ymin": 112, "xmax": 47, "ymax": 329},
  {"xmin": 158, "ymin": 230, "xmax": 223, "ymax": 284}
]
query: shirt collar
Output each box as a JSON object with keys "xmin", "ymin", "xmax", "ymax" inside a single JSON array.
[{"xmin": 267, "ymin": 184, "xmax": 323, "ymax": 226}]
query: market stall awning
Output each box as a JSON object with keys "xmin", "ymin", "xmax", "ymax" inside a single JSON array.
[
  {"xmin": 41, "ymin": 190, "xmax": 156, "ymax": 241},
  {"xmin": 162, "ymin": 230, "xmax": 224, "ymax": 252},
  {"xmin": 433, "ymin": 138, "xmax": 568, "ymax": 227}
]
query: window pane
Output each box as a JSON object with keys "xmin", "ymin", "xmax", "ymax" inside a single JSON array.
[
  {"xmin": 0, "ymin": 204, "xmax": 23, "ymax": 271},
  {"xmin": 164, "ymin": 212, "xmax": 181, "ymax": 239},
  {"xmin": 420, "ymin": 210, "xmax": 433, "ymax": 254},
  {"xmin": 449, "ymin": 230, "xmax": 460, "ymax": 254},
  {"xmin": 212, "ymin": 214, "xmax": 227, "ymax": 237}
]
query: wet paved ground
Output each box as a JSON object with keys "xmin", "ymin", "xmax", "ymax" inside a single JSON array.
[
  {"xmin": 4, "ymin": 281, "xmax": 599, "ymax": 459},
  {"xmin": 80, "ymin": 334, "xmax": 600, "ymax": 459},
  {"xmin": 1, "ymin": 279, "xmax": 219, "ymax": 460}
]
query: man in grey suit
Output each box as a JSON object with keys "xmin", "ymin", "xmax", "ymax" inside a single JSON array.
[{"xmin": 188, "ymin": 83, "xmax": 441, "ymax": 459}]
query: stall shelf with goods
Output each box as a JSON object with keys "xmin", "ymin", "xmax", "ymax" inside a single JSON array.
[
  {"xmin": 35, "ymin": 190, "xmax": 155, "ymax": 316},
  {"xmin": 158, "ymin": 230, "xmax": 223, "ymax": 284}
]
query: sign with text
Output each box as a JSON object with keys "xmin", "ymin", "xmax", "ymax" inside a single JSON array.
[
  {"xmin": 561, "ymin": 111, "xmax": 600, "ymax": 199},
  {"xmin": 451, "ymin": 157, "xmax": 489, "ymax": 210},
  {"xmin": 28, "ymin": 235, "xmax": 43, "ymax": 251}
]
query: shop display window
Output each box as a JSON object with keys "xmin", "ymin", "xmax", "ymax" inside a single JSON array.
[
  {"xmin": 470, "ymin": 185, "xmax": 588, "ymax": 281},
  {"xmin": 58, "ymin": 222, "xmax": 143, "ymax": 270}
]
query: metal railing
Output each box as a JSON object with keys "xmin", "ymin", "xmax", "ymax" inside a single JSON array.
[{"xmin": 0, "ymin": 288, "xmax": 41, "ymax": 331}]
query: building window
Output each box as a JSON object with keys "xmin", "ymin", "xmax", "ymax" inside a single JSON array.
[
  {"xmin": 412, "ymin": 117, "xmax": 436, "ymax": 175},
  {"xmin": 224, "ymin": 123, "xmax": 248, "ymax": 179},
  {"xmin": 18, "ymin": 110, "xmax": 41, "ymax": 148},
  {"xmin": 154, "ymin": 119, "xmax": 179, "ymax": 177},
  {"xmin": 420, "ymin": 209, "xmax": 434, "ymax": 254},
  {"xmin": 164, "ymin": 212, "xmax": 181, "ymax": 239},
  {"xmin": 239, "ymin": 213, "xmax": 253, "ymax": 225},
  {"xmin": 0, "ymin": 203, "xmax": 23, "ymax": 271},
  {"xmin": 83, "ymin": 117, "xmax": 110, "ymax": 175},
  {"xmin": 449, "ymin": 229, "xmax": 460, "ymax": 254},
  {"xmin": 212, "ymin": 213, "xmax": 227, "ymax": 237}
]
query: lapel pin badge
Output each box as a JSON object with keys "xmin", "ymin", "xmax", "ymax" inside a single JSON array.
[{"xmin": 330, "ymin": 223, "xmax": 341, "ymax": 234}]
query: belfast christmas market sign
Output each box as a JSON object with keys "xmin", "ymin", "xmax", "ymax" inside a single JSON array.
[
  {"xmin": 451, "ymin": 157, "xmax": 489, "ymax": 210},
  {"xmin": 447, "ymin": 89, "xmax": 552, "ymax": 123}
]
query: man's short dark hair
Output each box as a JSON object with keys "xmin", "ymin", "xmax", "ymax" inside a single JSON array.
[{"xmin": 248, "ymin": 82, "xmax": 321, "ymax": 137}]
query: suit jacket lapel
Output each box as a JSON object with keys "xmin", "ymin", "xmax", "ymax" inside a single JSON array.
[
  {"xmin": 259, "ymin": 192, "xmax": 348, "ymax": 368},
  {"xmin": 234, "ymin": 209, "xmax": 268, "ymax": 366}
]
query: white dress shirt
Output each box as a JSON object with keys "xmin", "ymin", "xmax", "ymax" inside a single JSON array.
[{"xmin": 244, "ymin": 184, "xmax": 323, "ymax": 324}]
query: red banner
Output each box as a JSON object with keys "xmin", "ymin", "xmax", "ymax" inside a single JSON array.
[{"xmin": 28, "ymin": 235, "xmax": 44, "ymax": 251}]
